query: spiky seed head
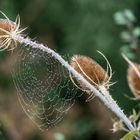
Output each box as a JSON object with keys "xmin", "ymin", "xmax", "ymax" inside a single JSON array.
[
  {"xmin": 70, "ymin": 55, "xmax": 109, "ymax": 91},
  {"xmin": 127, "ymin": 64, "xmax": 140, "ymax": 99},
  {"xmin": 122, "ymin": 54, "xmax": 140, "ymax": 100},
  {"xmin": 0, "ymin": 19, "xmax": 15, "ymax": 34},
  {"xmin": 0, "ymin": 12, "xmax": 26, "ymax": 51}
]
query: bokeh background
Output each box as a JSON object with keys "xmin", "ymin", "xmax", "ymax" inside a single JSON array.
[{"xmin": 0, "ymin": 0, "xmax": 140, "ymax": 140}]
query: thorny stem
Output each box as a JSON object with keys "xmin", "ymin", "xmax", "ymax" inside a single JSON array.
[{"xmin": 15, "ymin": 35, "xmax": 135, "ymax": 131}]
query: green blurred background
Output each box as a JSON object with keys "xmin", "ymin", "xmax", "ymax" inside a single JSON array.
[{"xmin": 0, "ymin": 0, "xmax": 140, "ymax": 140}]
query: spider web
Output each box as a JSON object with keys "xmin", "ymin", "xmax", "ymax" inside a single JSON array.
[{"xmin": 12, "ymin": 45, "xmax": 82, "ymax": 130}]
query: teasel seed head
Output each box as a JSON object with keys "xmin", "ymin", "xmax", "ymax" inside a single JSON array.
[
  {"xmin": 122, "ymin": 54, "xmax": 140, "ymax": 100},
  {"xmin": 0, "ymin": 11, "xmax": 26, "ymax": 51},
  {"xmin": 70, "ymin": 51, "xmax": 114, "ymax": 101}
]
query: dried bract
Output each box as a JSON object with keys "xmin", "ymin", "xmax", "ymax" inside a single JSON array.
[
  {"xmin": 70, "ymin": 52, "xmax": 114, "ymax": 101},
  {"xmin": 128, "ymin": 64, "xmax": 140, "ymax": 99},
  {"xmin": 122, "ymin": 54, "xmax": 140, "ymax": 100},
  {"xmin": 71, "ymin": 55, "xmax": 108, "ymax": 88},
  {"xmin": 112, "ymin": 120, "xmax": 124, "ymax": 133},
  {"xmin": 0, "ymin": 11, "xmax": 26, "ymax": 51}
]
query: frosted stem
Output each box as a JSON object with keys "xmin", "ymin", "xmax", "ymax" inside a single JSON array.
[{"xmin": 15, "ymin": 35, "xmax": 135, "ymax": 131}]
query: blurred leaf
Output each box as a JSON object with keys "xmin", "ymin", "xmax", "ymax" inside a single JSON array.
[
  {"xmin": 120, "ymin": 46, "xmax": 136, "ymax": 60},
  {"xmin": 132, "ymin": 109, "xmax": 137, "ymax": 117},
  {"xmin": 120, "ymin": 31, "xmax": 131, "ymax": 42},
  {"xmin": 129, "ymin": 109, "xmax": 138, "ymax": 122},
  {"xmin": 133, "ymin": 27, "xmax": 140, "ymax": 37},
  {"xmin": 114, "ymin": 12, "xmax": 128, "ymax": 25},
  {"xmin": 114, "ymin": 9, "xmax": 135, "ymax": 25},
  {"xmin": 124, "ymin": 9, "xmax": 135, "ymax": 22},
  {"xmin": 120, "ymin": 130, "xmax": 139, "ymax": 140}
]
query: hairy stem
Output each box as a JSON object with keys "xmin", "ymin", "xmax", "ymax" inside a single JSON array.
[{"xmin": 15, "ymin": 35, "xmax": 135, "ymax": 131}]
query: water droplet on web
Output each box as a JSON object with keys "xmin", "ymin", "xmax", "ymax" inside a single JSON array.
[{"xmin": 12, "ymin": 45, "xmax": 83, "ymax": 130}]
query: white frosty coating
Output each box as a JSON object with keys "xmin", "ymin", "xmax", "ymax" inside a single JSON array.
[{"xmin": 15, "ymin": 35, "xmax": 135, "ymax": 131}]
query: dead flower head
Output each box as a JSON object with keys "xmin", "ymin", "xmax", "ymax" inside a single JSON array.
[
  {"xmin": 112, "ymin": 120, "xmax": 124, "ymax": 133},
  {"xmin": 70, "ymin": 51, "xmax": 114, "ymax": 101},
  {"xmin": 122, "ymin": 54, "xmax": 140, "ymax": 100},
  {"xmin": 0, "ymin": 11, "xmax": 26, "ymax": 51}
]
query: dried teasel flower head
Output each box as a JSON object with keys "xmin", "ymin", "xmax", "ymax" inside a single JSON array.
[
  {"xmin": 112, "ymin": 120, "xmax": 124, "ymax": 133},
  {"xmin": 0, "ymin": 11, "xmax": 26, "ymax": 51},
  {"xmin": 70, "ymin": 51, "xmax": 114, "ymax": 101},
  {"xmin": 122, "ymin": 54, "xmax": 140, "ymax": 100}
]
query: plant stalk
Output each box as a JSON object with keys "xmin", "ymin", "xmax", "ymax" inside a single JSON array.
[{"xmin": 15, "ymin": 35, "xmax": 135, "ymax": 131}]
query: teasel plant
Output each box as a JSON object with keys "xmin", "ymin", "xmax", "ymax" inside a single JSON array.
[
  {"xmin": 0, "ymin": 11, "xmax": 140, "ymax": 139},
  {"xmin": 121, "ymin": 54, "xmax": 140, "ymax": 140},
  {"xmin": 122, "ymin": 54, "xmax": 140, "ymax": 100},
  {"xmin": 114, "ymin": 9, "xmax": 140, "ymax": 139}
]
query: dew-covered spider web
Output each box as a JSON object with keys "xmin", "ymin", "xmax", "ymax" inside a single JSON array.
[{"xmin": 12, "ymin": 45, "xmax": 83, "ymax": 130}]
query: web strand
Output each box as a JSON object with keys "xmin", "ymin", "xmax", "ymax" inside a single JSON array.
[{"xmin": 12, "ymin": 45, "xmax": 81, "ymax": 130}]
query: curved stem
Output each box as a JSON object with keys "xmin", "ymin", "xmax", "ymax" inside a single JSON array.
[{"xmin": 15, "ymin": 35, "xmax": 135, "ymax": 131}]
